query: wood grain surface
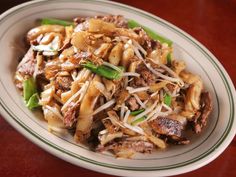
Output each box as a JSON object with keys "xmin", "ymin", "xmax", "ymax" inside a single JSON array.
[{"xmin": 0, "ymin": 0, "xmax": 235, "ymax": 177}]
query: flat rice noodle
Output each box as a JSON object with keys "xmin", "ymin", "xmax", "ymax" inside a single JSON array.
[
  {"xmin": 43, "ymin": 104, "xmax": 65, "ymax": 133},
  {"xmin": 140, "ymin": 122, "xmax": 166, "ymax": 149},
  {"xmin": 149, "ymin": 81, "xmax": 168, "ymax": 92},
  {"xmin": 74, "ymin": 75, "xmax": 101, "ymax": 142}
]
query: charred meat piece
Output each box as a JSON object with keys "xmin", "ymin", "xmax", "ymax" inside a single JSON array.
[
  {"xmin": 35, "ymin": 73, "xmax": 49, "ymax": 92},
  {"xmin": 141, "ymin": 69, "xmax": 156, "ymax": 85},
  {"xmin": 132, "ymin": 64, "xmax": 156, "ymax": 87},
  {"xmin": 95, "ymin": 15, "xmax": 128, "ymax": 28},
  {"xmin": 200, "ymin": 92, "xmax": 213, "ymax": 126},
  {"xmin": 73, "ymin": 17, "xmax": 87, "ymax": 24},
  {"xmin": 149, "ymin": 117, "xmax": 183, "ymax": 139},
  {"xmin": 133, "ymin": 77, "xmax": 147, "ymax": 87},
  {"xmin": 55, "ymin": 76, "xmax": 73, "ymax": 91},
  {"xmin": 97, "ymin": 140, "xmax": 154, "ymax": 154},
  {"xmin": 126, "ymin": 97, "xmax": 139, "ymax": 111},
  {"xmin": 133, "ymin": 27, "xmax": 161, "ymax": 52},
  {"xmin": 192, "ymin": 92, "xmax": 213, "ymax": 133},
  {"xmin": 17, "ymin": 47, "xmax": 36, "ymax": 76}
]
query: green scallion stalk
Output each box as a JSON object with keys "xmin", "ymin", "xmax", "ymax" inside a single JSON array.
[
  {"xmin": 131, "ymin": 116, "xmax": 147, "ymax": 126},
  {"xmin": 130, "ymin": 109, "xmax": 145, "ymax": 116},
  {"xmin": 41, "ymin": 18, "xmax": 74, "ymax": 27},
  {"xmin": 23, "ymin": 77, "xmax": 37, "ymax": 102},
  {"xmin": 81, "ymin": 61, "xmax": 122, "ymax": 80},
  {"xmin": 167, "ymin": 52, "xmax": 172, "ymax": 66},
  {"xmin": 26, "ymin": 93, "xmax": 40, "ymax": 109},
  {"xmin": 164, "ymin": 94, "xmax": 172, "ymax": 106}
]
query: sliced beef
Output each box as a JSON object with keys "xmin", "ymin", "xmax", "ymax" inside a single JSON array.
[
  {"xmin": 17, "ymin": 47, "xmax": 36, "ymax": 76},
  {"xmin": 97, "ymin": 140, "xmax": 154, "ymax": 154},
  {"xmin": 133, "ymin": 78, "xmax": 147, "ymax": 87},
  {"xmin": 95, "ymin": 15, "xmax": 128, "ymax": 28},
  {"xmin": 192, "ymin": 92, "xmax": 213, "ymax": 133},
  {"xmin": 149, "ymin": 117, "xmax": 183, "ymax": 139},
  {"xmin": 192, "ymin": 111, "xmax": 201, "ymax": 133},
  {"xmin": 199, "ymin": 92, "xmax": 213, "ymax": 126},
  {"xmin": 132, "ymin": 64, "xmax": 155, "ymax": 87},
  {"xmin": 35, "ymin": 58, "xmax": 49, "ymax": 91},
  {"xmin": 126, "ymin": 97, "xmax": 139, "ymax": 111},
  {"xmin": 166, "ymin": 83, "xmax": 176, "ymax": 93},
  {"xmin": 55, "ymin": 76, "xmax": 73, "ymax": 91},
  {"xmin": 35, "ymin": 73, "xmax": 49, "ymax": 92},
  {"xmin": 133, "ymin": 27, "xmax": 161, "ymax": 52},
  {"xmin": 73, "ymin": 17, "xmax": 87, "ymax": 24}
]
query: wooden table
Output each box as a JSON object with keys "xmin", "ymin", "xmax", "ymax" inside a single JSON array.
[{"xmin": 0, "ymin": 0, "xmax": 235, "ymax": 177}]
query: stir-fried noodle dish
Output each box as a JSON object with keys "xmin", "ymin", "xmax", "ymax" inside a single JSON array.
[{"xmin": 14, "ymin": 15, "xmax": 213, "ymax": 158}]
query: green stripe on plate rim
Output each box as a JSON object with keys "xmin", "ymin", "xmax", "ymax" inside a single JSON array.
[{"xmin": 0, "ymin": 0, "xmax": 234, "ymax": 171}]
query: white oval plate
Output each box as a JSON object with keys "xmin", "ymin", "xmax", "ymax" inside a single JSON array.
[{"xmin": 0, "ymin": 0, "xmax": 235, "ymax": 176}]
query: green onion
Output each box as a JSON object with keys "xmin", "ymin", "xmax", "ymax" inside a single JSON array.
[
  {"xmin": 130, "ymin": 109, "xmax": 145, "ymax": 116},
  {"xmin": 26, "ymin": 93, "xmax": 40, "ymax": 109},
  {"xmin": 23, "ymin": 77, "xmax": 40, "ymax": 109},
  {"xmin": 127, "ymin": 19, "xmax": 172, "ymax": 46},
  {"xmin": 118, "ymin": 66, "xmax": 125, "ymax": 71},
  {"xmin": 164, "ymin": 94, "xmax": 172, "ymax": 106},
  {"xmin": 41, "ymin": 18, "xmax": 74, "ymax": 27},
  {"xmin": 81, "ymin": 61, "xmax": 97, "ymax": 72},
  {"xmin": 131, "ymin": 116, "xmax": 147, "ymax": 126},
  {"xmin": 166, "ymin": 52, "xmax": 172, "ymax": 65},
  {"xmin": 97, "ymin": 65, "xmax": 121, "ymax": 79},
  {"xmin": 23, "ymin": 77, "xmax": 37, "ymax": 102},
  {"xmin": 81, "ymin": 61, "xmax": 122, "ymax": 80},
  {"xmin": 167, "ymin": 52, "xmax": 172, "ymax": 66}
]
